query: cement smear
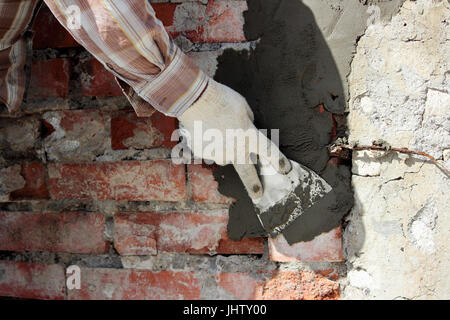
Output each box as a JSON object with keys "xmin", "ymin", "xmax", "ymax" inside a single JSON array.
[
  {"xmin": 214, "ymin": 1, "xmax": 401, "ymax": 243},
  {"xmin": 255, "ymin": 160, "xmax": 333, "ymax": 238},
  {"xmin": 213, "ymin": 0, "xmax": 358, "ymax": 243}
]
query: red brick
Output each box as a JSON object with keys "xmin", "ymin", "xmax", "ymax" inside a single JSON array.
[
  {"xmin": 0, "ymin": 261, "xmax": 65, "ymax": 300},
  {"xmin": 10, "ymin": 162, "xmax": 49, "ymax": 200},
  {"xmin": 48, "ymin": 160, "xmax": 186, "ymax": 201},
  {"xmin": 54, "ymin": 109, "xmax": 107, "ymax": 133},
  {"xmin": 315, "ymin": 268, "xmax": 339, "ymax": 281},
  {"xmin": 46, "ymin": 109, "xmax": 105, "ymax": 141},
  {"xmin": 80, "ymin": 58, "xmax": 123, "ymax": 97},
  {"xmin": 217, "ymin": 271, "xmax": 340, "ymax": 300},
  {"xmin": 153, "ymin": 3, "xmax": 178, "ymax": 26},
  {"xmin": 183, "ymin": 1, "xmax": 247, "ymax": 43},
  {"xmin": 188, "ymin": 165, "xmax": 234, "ymax": 204},
  {"xmin": 268, "ymin": 227, "xmax": 344, "ymax": 263},
  {"xmin": 29, "ymin": 59, "xmax": 71, "ymax": 99},
  {"xmin": 215, "ymin": 236, "xmax": 264, "ymax": 255},
  {"xmin": 259, "ymin": 271, "xmax": 340, "ymax": 300},
  {"xmin": 0, "ymin": 165, "xmax": 25, "ymax": 200},
  {"xmin": 32, "ymin": 6, "xmax": 79, "ymax": 49},
  {"xmin": 0, "ymin": 211, "xmax": 108, "ymax": 254},
  {"xmin": 114, "ymin": 211, "xmax": 263, "ymax": 255},
  {"xmin": 205, "ymin": 0, "xmax": 247, "ymax": 42},
  {"xmin": 216, "ymin": 273, "xmax": 265, "ymax": 300},
  {"xmin": 111, "ymin": 111, "xmax": 178, "ymax": 150},
  {"xmin": 68, "ymin": 268, "xmax": 201, "ymax": 300}
]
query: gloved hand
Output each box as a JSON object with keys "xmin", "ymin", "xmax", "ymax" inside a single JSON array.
[{"xmin": 178, "ymin": 79, "xmax": 292, "ymax": 201}]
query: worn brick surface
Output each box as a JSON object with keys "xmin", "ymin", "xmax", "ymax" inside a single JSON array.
[
  {"xmin": 0, "ymin": 165, "xmax": 25, "ymax": 201},
  {"xmin": 68, "ymin": 268, "xmax": 201, "ymax": 300},
  {"xmin": 42, "ymin": 109, "xmax": 109, "ymax": 162},
  {"xmin": 0, "ymin": 211, "xmax": 108, "ymax": 254},
  {"xmin": 111, "ymin": 111, "xmax": 178, "ymax": 150},
  {"xmin": 0, "ymin": 261, "xmax": 65, "ymax": 300},
  {"xmin": 31, "ymin": 1, "xmax": 247, "ymax": 49},
  {"xmin": 215, "ymin": 235, "xmax": 264, "ymax": 255},
  {"xmin": 216, "ymin": 272, "xmax": 265, "ymax": 300},
  {"xmin": 259, "ymin": 271, "xmax": 340, "ymax": 300},
  {"xmin": 10, "ymin": 162, "xmax": 49, "ymax": 200},
  {"xmin": 268, "ymin": 227, "xmax": 344, "ymax": 262},
  {"xmin": 217, "ymin": 271, "xmax": 340, "ymax": 300},
  {"xmin": 48, "ymin": 160, "xmax": 186, "ymax": 201},
  {"xmin": 188, "ymin": 165, "xmax": 233, "ymax": 204},
  {"xmin": 29, "ymin": 59, "xmax": 72, "ymax": 99},
  {"xmin": 30, "ymin": 2, "xmax": 179, "ymax": 50},
  {"xmin": 32, "ymin": 6, "xmax": 79, "ymax": 49},
  {"xmin": 167, "ymin": 1, "xmax": 247, "ymax": 43},
  {"xmin": 80, "ymin": 58, "xmax": 123, "ymax": 97},
  {"xmin": 315, "ymin": 268, "xmax": 339, "ymax": 281},
  {"xmin": 0, "ymin": 117, "xmax": 40, "ymax": 155},
  {"xmin": 153, "ymin": 3, "xmax": 178, "ymax": 26},
  {"xmin": 200, "ymin": 0, "xmax": 247, "ymax": 43},
  {"xmin": 114, "ymin": 211, "xmax": 263, "ymax": 255}
]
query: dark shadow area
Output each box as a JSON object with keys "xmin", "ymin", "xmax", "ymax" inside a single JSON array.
[{"xmin": 213, "ymin": 0, "xmax": 354, "ymax": 244}]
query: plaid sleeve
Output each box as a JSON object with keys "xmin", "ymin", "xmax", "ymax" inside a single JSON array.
[
  {"xmin": 0, "ymin": 0, "xmax": 40, "ymax": 113},
  {"xmin": 44, "ymin": 0, "xmax": 210, "ymax": 117}
]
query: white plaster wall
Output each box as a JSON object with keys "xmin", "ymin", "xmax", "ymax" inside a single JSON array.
[{"xmin": 343, "ymin": 0, "xmax": 449, "ymax": 299}]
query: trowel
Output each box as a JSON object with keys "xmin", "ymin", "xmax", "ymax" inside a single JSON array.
[{"xmin": 252, "ymin": 158, "xmax": 332, "ymax": 238}]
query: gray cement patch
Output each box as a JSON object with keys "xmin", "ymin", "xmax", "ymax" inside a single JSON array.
[{"xmin": 214, "ymin": 0, "xmax": 357, "ymax": 243}]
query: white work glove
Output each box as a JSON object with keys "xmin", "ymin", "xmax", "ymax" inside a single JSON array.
[{"xmin": 178, "ymin": 79, "xmax": 292, "ymax": 201}]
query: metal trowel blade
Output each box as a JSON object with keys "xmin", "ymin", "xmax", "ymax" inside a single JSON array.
[{"xmin": 253, "ymin": 160, "xmax": 332, "ymax": 237}]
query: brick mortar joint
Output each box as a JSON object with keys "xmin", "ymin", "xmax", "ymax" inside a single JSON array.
[{"xmin": 0, "ymin": 200, "xmax": 231, "ymax": 213}]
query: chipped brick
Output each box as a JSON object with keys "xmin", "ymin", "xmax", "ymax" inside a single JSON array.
[
  {"xmin": 217, "ymin": 270, "xmax": 340, "ymax": 300},
  {"xmin": 169, "ymin": 1, "xmax": 247, "ymax": 43},
  {"xmin": 48, "ymin": 160, "xmax": 186, "ymax": 201},
  {"xmin": 188, "ymin": 164, "xmax": 233, "ymax": 204},
  {"xmin": 0, "ymin": 261, "xmax": 65, "ymax": 300},
  {"xmin": 0, "ymin": 165, "xmax": 25, "ymax": 201},
  {"xmin": 32, "ymin": 6, "xmax": 79, "ymax": 49},
  {"xmin": 68, "ymin": 268, "xmax": 201, "ymax": 300},
  {"xmin": 10, "ymin": 162, "xmax": 49, "ymax": 200},
  {"xmin": 268, "ymin": 227, "xmax": 344, "ymax": 262},
  {"xmin": 114, "ymin": 211, "xmax": 263, "ymax": 255},
  {"xmin": 80, "ymin": 58, "xmax": 123, "ymax": 97},
  {"xmin": 111, "ymin": 111, "xmax": 178, "ymax": 150},
  {"xmin": 0, "ymin": 211, "xmax": 109, "ymax": 254},
  {"xmin": 42, "ymin": 109, "xmax": 108, "ymax": 162}
]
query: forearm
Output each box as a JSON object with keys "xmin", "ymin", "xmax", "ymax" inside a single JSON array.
[
  {"xmin": 44, "ymin": 0, "xmax": 209, "ymax": 117},
  {"xmin": 0, "ymin": 0, "xmax": 41, "ymax": 112}
]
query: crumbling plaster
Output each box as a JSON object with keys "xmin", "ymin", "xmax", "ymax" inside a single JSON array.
[{"xmin": 343, "ymin": 0, "xmax": 449, "ymax": 299}]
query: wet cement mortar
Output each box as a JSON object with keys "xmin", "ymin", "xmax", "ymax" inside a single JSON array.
[{"xmin": 213, "ymin": 0, "xmax": 404, "ymax": 243}]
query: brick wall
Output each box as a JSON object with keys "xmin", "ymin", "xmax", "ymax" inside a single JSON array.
[{"xmin": 0, "ymin": 1, "xmax": 343, "ymax": 300}]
